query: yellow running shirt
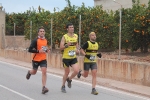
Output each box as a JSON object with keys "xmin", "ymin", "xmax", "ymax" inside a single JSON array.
[
  {"xmin": 62, "ymin": 34, "xmax": 78, "ymax": 59},
  {"xmin": 84, "ymin": 41, "xmax": 99, "ymax": 63}
]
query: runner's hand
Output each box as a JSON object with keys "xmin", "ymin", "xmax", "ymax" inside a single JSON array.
[
  {"xmin": 46, "ymin": 49, "xmax": 51, "ymax": 53},
  {"xmin": 85, "ymin": 55, "xmax": 91, "ymax": 59},
  {"xmin": 39, "ymin": 49, "xmax": 46, "ymax": 53},
  {"xmin": 97, "ymin": 53, "xmax": 102, "ymax": 58}
]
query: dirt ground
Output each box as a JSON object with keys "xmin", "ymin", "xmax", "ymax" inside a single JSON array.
[
  {"xmin": 51, "ymin": 48, "xmax": 150, "ymax": 63},
  {"xmin": 100, "ymin": 50, "xmax": 150, "ymax": 63}
]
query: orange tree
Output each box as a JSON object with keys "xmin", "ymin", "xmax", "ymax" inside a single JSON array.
[
  {"xmin": 6, "ymin": 12, "xmax": 28, "ymax": 35},
  {"xmin": 4, "ymin": 0, "xmax": 121, "ymax": 50},
  {"xmin": 114, "ymin": 8, "xmax": 136, "ymax": 52},
  {"xmin": 24, "ymin": 7, "xmax": 52, "ymax": 44},
  {"xmin": 129, "ymin": 1, "xmax": 148, "ymax": 52},
  {"xmin": 143, "ymin": 0, "xmax": 150, "ymax": 53},
  {"xmin": 47, "ymin": 2, "xmax": 117, "ymax": 49},
  {"xmin": 5, "ymin": 3, "xmax": 121, "ymax": 50},
  {"xmin": 129, "ymin": 0, "xmax": 150, "ymax": 52},
  {"xmin": 6, "ymin": 0, "xmax": 150, "ymax": 52},
  {"xmin": 113, "ymin": 0, "xmax": 150, "ymax": 52}
]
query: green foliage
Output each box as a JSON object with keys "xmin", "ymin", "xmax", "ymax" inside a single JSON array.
[
  {"xmin": 6, "ymin": 12, "xmax": 28, "ymax": 35},
  {"xmin": 5, "ymin": 0, "xmax": 150, "ymax": 52}
]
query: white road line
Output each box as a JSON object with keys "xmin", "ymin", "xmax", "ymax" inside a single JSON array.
[
  {"xmin": 0, "ymin": 61, "xmax": 150, "ymax": 100},
  {"xmin": 0, "ymin": 84, "xmax": 34, "ymax": 100}
]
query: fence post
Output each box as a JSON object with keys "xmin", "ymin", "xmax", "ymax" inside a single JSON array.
[
  {"xmin": 50, "ymin": 18, "xmax": 53, "ymax": 52},
  {"xmin": 79, "ymin": 15, "xmax": 81, "ymax": 56},
  {"xmin": 1, "ymin": 24, "xmax": 5, "ymax": 49},
  {"xmin": 0, "ymin": 4, "xmax": 5, "ymax": 49},
  {"xmin": 30, "ymin": 21, "xmax": 32, "ymax": 43},
  {"xmin": 13, "ymin": 23, "xmax": 16, "ymax": 50}
]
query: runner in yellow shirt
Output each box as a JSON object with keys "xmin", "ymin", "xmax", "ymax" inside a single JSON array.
[
  {"xmin": 60, "ymin": 23, "xmax": 79, "ymax": 93},
  {"xmin": 77, "ymin": 32, "xmax": 102, "ymax": 95}
]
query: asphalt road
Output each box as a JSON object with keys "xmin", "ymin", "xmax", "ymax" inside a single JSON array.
[{"xmin": 0, "ymin": 61, "xmax": 149, "ymax": 100}]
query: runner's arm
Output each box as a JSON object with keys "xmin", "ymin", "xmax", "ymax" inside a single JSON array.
[
  {"xmin": 80, "ymin": 42, "xmax": 88, "ymax": 56},
  {"xmin": 28, "ymin": 39, "xmax": 39, "ymax": 53},
  {"xmin": 97, "ymin": 43, "xmax": 102, "ymax": 58},
  {"xmin": 60, "ymin": 36, "xmax": 66, "ymax": 50}
]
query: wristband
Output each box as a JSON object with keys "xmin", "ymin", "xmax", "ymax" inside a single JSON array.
[{"xmin": 64, "ymin": 44, "xmax": 68, "ymax": 48}]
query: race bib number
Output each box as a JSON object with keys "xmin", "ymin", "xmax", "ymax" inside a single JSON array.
[
  {"xmin": 89, "ymin": 55, "xmax": 95, "ymax": 61},
  {"xmin": 68, "ymin": 50, "xmax": 76, "ymax": 57},
  {"xmin": 42, "ymin": 46, "xmax": 48, "ymax": 52}
]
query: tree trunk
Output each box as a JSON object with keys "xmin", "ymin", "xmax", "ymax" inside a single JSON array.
[{"xmin": 144, "ymin": 44, "xmax": 148, "ymax": 53}]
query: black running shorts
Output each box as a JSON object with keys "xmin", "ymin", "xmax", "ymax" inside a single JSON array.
[
  {"xmin": 62, "ymin": 58, "xmax": 77, "ymax": 68},
  {"xmin": 32, "ymin": 60, "xmax": 47, "ymax": 70},
  {"xmin": 84, "ymin": 63, "xmax": 97, "ymax": 71}
]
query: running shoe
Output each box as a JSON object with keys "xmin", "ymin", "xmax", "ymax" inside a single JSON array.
[
  {"xmin": 91, "ymin": 88, "xmax": 98, "ymax": 95},
  {"xmin": 42, "ymin": 86, "xmax": 49, "ymax": 94},
  {"xmin": 77, "ymin": 70, "xmax": 82, "ymax": 78},
  {"xmin": 26, "ymin": 70, "xmax": 31, "ymax": 80},
  {"xmin": 66, "ymin": 78, "xmax": 72, "ymax": 88},
  {"xmin": 61, "ymin": 85, "xmax": 66, "ymax": 93}
]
